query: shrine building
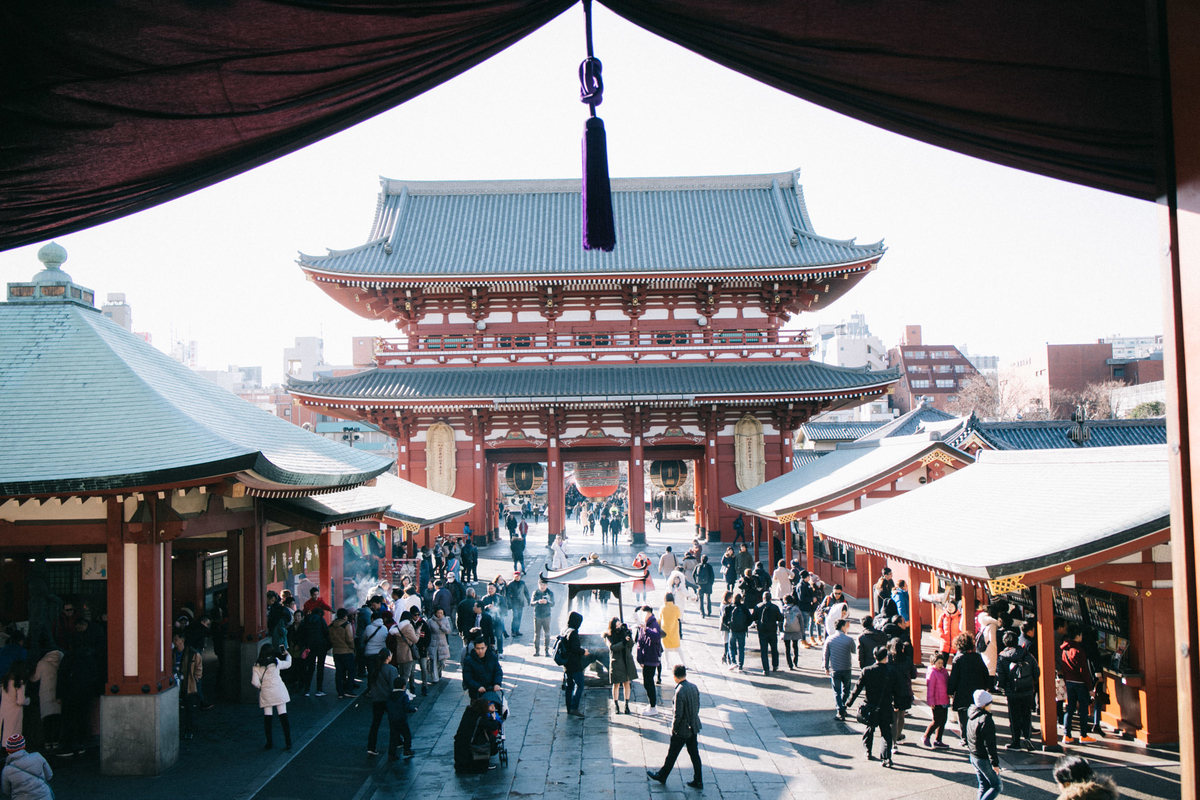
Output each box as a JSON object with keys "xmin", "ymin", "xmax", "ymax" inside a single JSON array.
[{"xmin": 288, "ymin": 170, "xmax": 900, "ymax": 545}]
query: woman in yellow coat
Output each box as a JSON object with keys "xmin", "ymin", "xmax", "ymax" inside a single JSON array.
[{"xmin": 658, "ymin": 594, "xmax": 685, "ymax": 671}]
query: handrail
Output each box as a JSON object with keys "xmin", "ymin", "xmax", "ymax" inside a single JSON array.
[{"xmin": 377, "ymin": 328, "xmax": 811, "ymax": 354}]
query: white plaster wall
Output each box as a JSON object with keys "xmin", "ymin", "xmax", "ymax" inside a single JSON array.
[
  {"xmin": 595, "ymin": 309, "xmax": 627, "ymax": 321},
  {"xmin": 558, "ymin": 310, "xmax": 590, "ymax": 322},
  {"xmin": 713, "ymin": 307, "xmax": 738, "ymax": 319},
  {"xmin": 743, "ymin": 307, "xmax": 767, "ymax": 318},
  {"xmin": 422, "ymin": 313, "xmax": 444, "ymax": 324},
  {"xmin": 517, "ymin": 311, "xmax": 544, "ymax": 323},
  {"xmin": 673, "ymin": 308, "xmax": 700, "ymax": 320},
  {"xmin": 1152, "ymin": 544, "xmax": 1172, "ymax": 563},
  {"xmin": 1, "ymin": 496, "xmax": 107, "ymax": 522},
  {"xmin": 447, "ymin": 313, "xmax": 472, "ymax": 325},
  {"xmin": 485, "ymin": 311, "xmax": 514, "ymax": 323},
  {"xmin": 641, "ymin": 309, "xmax": 669, "ymax": 320},
  {"xmin": 647, "ymin": 425, "xmax": 703, "ymax": 436}
]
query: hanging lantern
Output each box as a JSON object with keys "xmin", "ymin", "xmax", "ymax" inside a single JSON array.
[
  {"xmin": 575, "ymin": 461, "xmax": 620, "ymax": 498},
  {"xmin": 505, "ymin": 463, "xmax": 545, "ymax": 495},
  {"xmin": 650, "ymin": 460, "xmax": 689, "ymax": 494}
]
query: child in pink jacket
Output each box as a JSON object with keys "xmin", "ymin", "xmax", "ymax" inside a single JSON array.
[{"xmin": 923, "ymin": 652, "xmax": 951, "ymax": 748}]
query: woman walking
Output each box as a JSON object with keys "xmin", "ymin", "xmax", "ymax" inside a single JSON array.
[
  {"xmin": 430, "ymin": 608, "xmax": 453, "ymax": 684},
  {"xmin": 721, "ymin": 547, "xmax": 738, "ymax": 593},
  {"xmin": 635, "ymin": 608, "xmax": 663, "ymax": 716},
  {"xmin": 0, "ymin": 666, "xmax": 28, "ymax": 743},
  {"xmin": 948, "ymin": 633, "xmax": 992, "ymax": 745},
  {"xmin": 366, "ymin": 650, "xmax": 414, "ymax": 761},
  {"xmin": 631, "ymin": 553, "xmax": 654, "ymax": 604},
  {"xmin": 605, "ymin": 618, "xmax": 636, "ymax": 715},
  {"xmin": 251, "ymin": 644, "xmax": 292, "ymax": 750},
  {"xmin": 718, "ymin": 591, "xmax": 735, "ymax": 664},
  {"xmin": 781, "ymin": 596, "xmax": 803, "ymax": 670}
]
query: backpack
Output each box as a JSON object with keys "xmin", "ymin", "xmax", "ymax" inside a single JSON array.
[
  {"xmin": 552, "ymin": 633, "xmax": 570, "ymax": 667},
  {"xmin": 1010, "ymin": 656, "xmax": 1035, "ymax": 695},
  {"xmin": 975, "ymin": 628, "xmax": 989, "ymax": 655},
  {"xmin": 730, "ymin": 604, "xmax": 751, "ymax": 632}
]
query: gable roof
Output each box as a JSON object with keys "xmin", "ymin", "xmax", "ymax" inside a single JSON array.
[
  {"xmin": 724, "ymin": 435, "xmax": 973, "ymax": 520},
  {"xmin": 296, "ymin": 171, "xmax": 885, "ymax": 281},
  {"xmin": 799, "ymin": 420, "xmax": 885, "ymax": 443},
  {"xmin": 963, "ymin": 418, "xmax": 1167, "ymax": 450},
  {"xmin": 0, "ymin": 302, "xmax": 392, "ymax": 497},
  {"xmin": 854, "ymin": 403, "xmax": 957, "ymax": 440},
  {"xmin": 288, "ymin": 362, "xmax": 900, "ymax": 406},
  {"xmin": 812, "ymin": 446, "xmax": 1169, "ymax": 585},
  {"xmin": 268, "ymin": 472, "xmax": 472, "ymax": 529}
]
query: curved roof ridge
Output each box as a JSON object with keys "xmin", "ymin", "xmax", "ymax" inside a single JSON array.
[{"xmin": 379, "ymin": 170, "xmax": 803, "ymax": 196}]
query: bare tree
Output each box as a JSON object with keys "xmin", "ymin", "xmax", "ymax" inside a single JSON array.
[
  {"xmin": 1051, "ymin": 380, "xmax": 1128, "ymax": 420},
  {"xmin": 946, "ymin": 370, "xmax": 1040, "ymax": 421}
]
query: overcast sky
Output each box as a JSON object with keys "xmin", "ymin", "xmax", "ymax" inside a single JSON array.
[{"xmin": 0, "ymin": 7, "xmax": 1164, "ymax": 385}]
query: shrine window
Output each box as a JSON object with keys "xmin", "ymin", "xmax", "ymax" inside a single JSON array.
[
  {"xmin": 577, "ymin": 333, "xmax": 611, "ymax": 348},
  {"xmin": 654, "ymin": 331, "xmax": 689, "ymax": 346},
  {"xmin": 717, "ymin": 330, "xmax": 760, "ymax": 345}
]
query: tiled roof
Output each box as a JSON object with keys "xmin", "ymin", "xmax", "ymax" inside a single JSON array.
[
  {"xmin": 813, "ymin": 446, "xmax": 1169, "ymax": 581},
  {"xmin": 287, "ymin": 362, "xmax": 900, "ymax": 404},
  {"xmin": 799, "ymin": 421, "xmax": 885, "ymax": 442},
  {"xmin": 855, "ymin": 404, "xmax": 957, "ymax": 440},
  {"xmin": 725, "ymin": 436, "xmax": 973, "ymax": 519},
  {"xmin": 971, "ymin": 419, "xmax": 1167, "ymax": 450},
  {"xmin": 0, "ymin": 303, "xmax": 392, "ymax": 496},
  {"xmin": 792, "ymin": 451, "xmax": 831, "ymax": 470},
  {"xmin": 297, "ymin": 171, "xmax": 885, "ymax": 279},
  {"xmin": 270, "ymin": 472, "xmax": 472, "ymax": 528}
]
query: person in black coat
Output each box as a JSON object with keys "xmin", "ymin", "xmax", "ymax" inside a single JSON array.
[
  {"xmin": 454, "ymin": 697, "xmax": 501, "ymax": 773},
  {"xmin": 456, "ymin": 589, "xmax": 479, "ymax": 639},
  {"xmin": 753, "ymin": 593, "xmax": 784, "ymax": 674},
  {"xmin": 848, "ymin": 645, "xmax": 898, "ymax": 766},
  {"xmin": 947, "ymin": 632, "xmax": 992, "ymax": 747},
  {"xmin": 857, "ymin": 614, "xmax": 889, "ymax": 671},
  {"xmin": 295, "ymin": 608, "xmax": 332, "ymax": 696}
]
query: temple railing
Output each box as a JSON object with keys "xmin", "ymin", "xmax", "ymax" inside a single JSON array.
[{"xmin": 374, "ymin": 328, "xmax": 812, "ymax": 366}]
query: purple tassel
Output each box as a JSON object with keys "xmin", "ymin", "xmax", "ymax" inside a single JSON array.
[{"xmin": 582, "ymin": 116, "xmax": 615, "ymax": 251}]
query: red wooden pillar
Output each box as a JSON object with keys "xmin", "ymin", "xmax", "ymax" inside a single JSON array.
[
  {"xmin": 629, "ymin": 437, "xmax": 646, "ymax": 545},
  {"xmin": 318, "ymin": 528, "xmax": 343, "ymax": 615},
  {"xmin": 693, "ymin": 458, "xmax": 705, "ymax": 539},
  {"xmin": 241, "ymin": 514, "xmax": 266, "ymax": 643},
  {"xmin": 804, "ymin": 517, "xmax": 815, "ymax": 574},
  {"xmin": 548, "ymin": 441, "xmax": 564, "ymax": 544},
  {"xmin": 704, "ymin": 425, "xmax": 720, "ymax": 541},
  {"xmin": 471, "ymin": 418, "xmax": 486, "ymax": 541},
  {"xmin": 1036, "ymin": 582, "xmax": 1061, "ymax": 750},
  {"xmin": 104, "ymin": 498, "xmax": 124, "ymax": 690},
  {"xmin": 961, "ymin": 583, "xmax": 976, "ymax": 636}
]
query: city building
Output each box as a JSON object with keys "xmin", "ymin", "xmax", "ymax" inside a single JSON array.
[
  {"xmin": 1102, "ymin": 333, "xmax": 1164, "ymax": 360},
  {"xmin": 100, "ymin": 292, "xmax": 131, "ymax": 330},
  {"xmin": 959, "ymin": 345, "xmax": 1000, "ymax": 378},
  {"xmin": 812, "ymin": 312, "xmax": 888, "ymax": 371},
  {"xmin": 288, "ymin": 169, "xmax": 899, "ymax": 546},
  {"xmin": 283, "ymin": 335, "xmax": 324, "ymax": 380},
  {"xmin": 1013, "ymin": 342, "xmax": 1166, "ymax": 418},
  {"xmin": 887, "ymin": 324, "xmax": 980, "ymax": 415},
  {"xmin": 170, "ymin": 338, "xmax": 199, "ymax": 368}
]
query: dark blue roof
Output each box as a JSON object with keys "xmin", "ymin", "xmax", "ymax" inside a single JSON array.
[
  {"xmin": 288, "ymin": 362, "xmax": 900, "ymax": 404},
  {"xmin": 855, "ymin": 404, "xmax": 957, "ymax": 440},
  {"xmin": 792, "ymin": 451, "xmax": 831, "ymax": 470},
  {"xmin": 799, "ymin": 421, "xmax": 885, "ymax": 442},
  {"xmin": 969, "ymin": 419, "xmax": 1167, "ymax": 450}
]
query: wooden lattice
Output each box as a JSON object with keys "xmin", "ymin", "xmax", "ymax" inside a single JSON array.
[{"xmin": 988, "ymin": 574, "xmax": 1027, "ymax": 595}]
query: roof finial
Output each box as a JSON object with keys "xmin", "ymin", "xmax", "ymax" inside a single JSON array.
[{"xmin": 33, "ymin": 241, "xmax": 72, "ymax": 283}]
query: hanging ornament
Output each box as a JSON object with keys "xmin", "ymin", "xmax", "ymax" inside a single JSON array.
[{"xmin": 579, "ymin": 0, "xmax": 615, "ymax": 251}]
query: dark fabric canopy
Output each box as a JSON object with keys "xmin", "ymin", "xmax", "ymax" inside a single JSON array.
[{"xmin": 0, "ymin": 1, "xmax": 1164, "ymax": 251}]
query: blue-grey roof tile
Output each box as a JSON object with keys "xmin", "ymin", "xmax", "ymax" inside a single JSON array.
[
  {"xmin": 0, "ymin": 303, "xmax": 392, "ymax": 496},
  {"xmin": 297, "ymin": 171, "xmax": 885, "ymax": 278},
  {"xmin": 288, "ymin": 362, "xmax": 900, "ymax": 403}
]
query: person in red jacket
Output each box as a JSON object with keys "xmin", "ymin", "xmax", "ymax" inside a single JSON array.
[
  {"xmin": 303, "ymin": 586, "xmax": 333, "ymax": 617},
  {"xmin": 1059, "ymin": 624, "xmax": 1096, "ymax": 744}
]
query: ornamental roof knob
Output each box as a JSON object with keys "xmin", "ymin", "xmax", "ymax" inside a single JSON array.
[{"xmin": 33, "ymin": 241, "xmax": 72, "ymax": 284}]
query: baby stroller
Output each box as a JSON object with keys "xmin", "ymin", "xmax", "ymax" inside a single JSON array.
[{"xmin": 481, "ymin": 690, "xmax": 510, "ymax": 767}]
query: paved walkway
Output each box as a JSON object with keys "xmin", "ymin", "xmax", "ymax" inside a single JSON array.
[{"xmin": 48, "ymin": 514, "xmax": 1182, "ymax": 800}]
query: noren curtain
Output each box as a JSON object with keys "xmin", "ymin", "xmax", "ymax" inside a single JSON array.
[{"xmin": 0, "ymin": 1, "xmax": 1164, "ymax": 251}]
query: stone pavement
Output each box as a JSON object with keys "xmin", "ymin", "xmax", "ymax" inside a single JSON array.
[
  {"xmin": 350, "ymin": 515, "xmax": 1180, "ymax": 800},
  {"xmin": 47, "ymin": 514, "xmax": 1183, "ymax": 800}
]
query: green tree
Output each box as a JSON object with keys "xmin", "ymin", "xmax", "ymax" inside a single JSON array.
[{"xmin": 1127, "ymin": 401, "xmax": 1166, "ymax": 419}]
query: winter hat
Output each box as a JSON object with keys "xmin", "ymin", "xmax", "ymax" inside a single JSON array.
[
  {"xmin": 4, "ymin": 734, "xmax": 25, "ymax": 752},
  {"xmin": 973, "ymin": 689, "xmax": 994, "ymax": 708}
]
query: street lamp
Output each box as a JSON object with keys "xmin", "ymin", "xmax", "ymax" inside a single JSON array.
[{"xmin": 342, "ymin": 426, "xmax": 362, "ymax": 447}]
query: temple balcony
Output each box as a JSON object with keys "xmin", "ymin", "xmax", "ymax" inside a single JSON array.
[{"xmin": 374, "ymin": 328, "xmax": 812, "ymax": 367}]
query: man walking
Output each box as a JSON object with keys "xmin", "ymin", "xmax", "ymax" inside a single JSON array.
[
  {"xmin": 531, "ymin": 577, "xmax": 555, "ymax": 656},
  {"xmin": 823, "ymin": 618, "xmax": 856, "ymax": 719},
  {"xmin": 658, "ymin": 546, "xmax": 679, "ymax": 581},
  {"xmin": 647, "ymin": 665, "xmax": 703, "ymax": 789},
  {"xmin": 510, "ymin": 532, "xmax": 526, "ymax": 575},
  {"xmin": 562, "ymin": 611, "xmax": 589, "ymax": 718},
  {"xmin": 693, "ymin": 555, "xmax": 715, "ymax": 618},
  {"xmin": 506, "ymin": 571, "xmax": 530, "ymax": 637},
  {"xmin": 753, "ymin": 591, "xmax": 783, "ymax": 674},
  {"xmin": 848, "ymin": 646, "xmax": 899, "ymax": 766},
  {"xmin": 461, "ymin": 538, "xmax": 479, "ymax": 584}
]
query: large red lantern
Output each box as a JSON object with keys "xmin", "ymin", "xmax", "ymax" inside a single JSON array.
[{"xmin": 574, "ymin": 461, "xmax": 620, "ymax": 498}]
